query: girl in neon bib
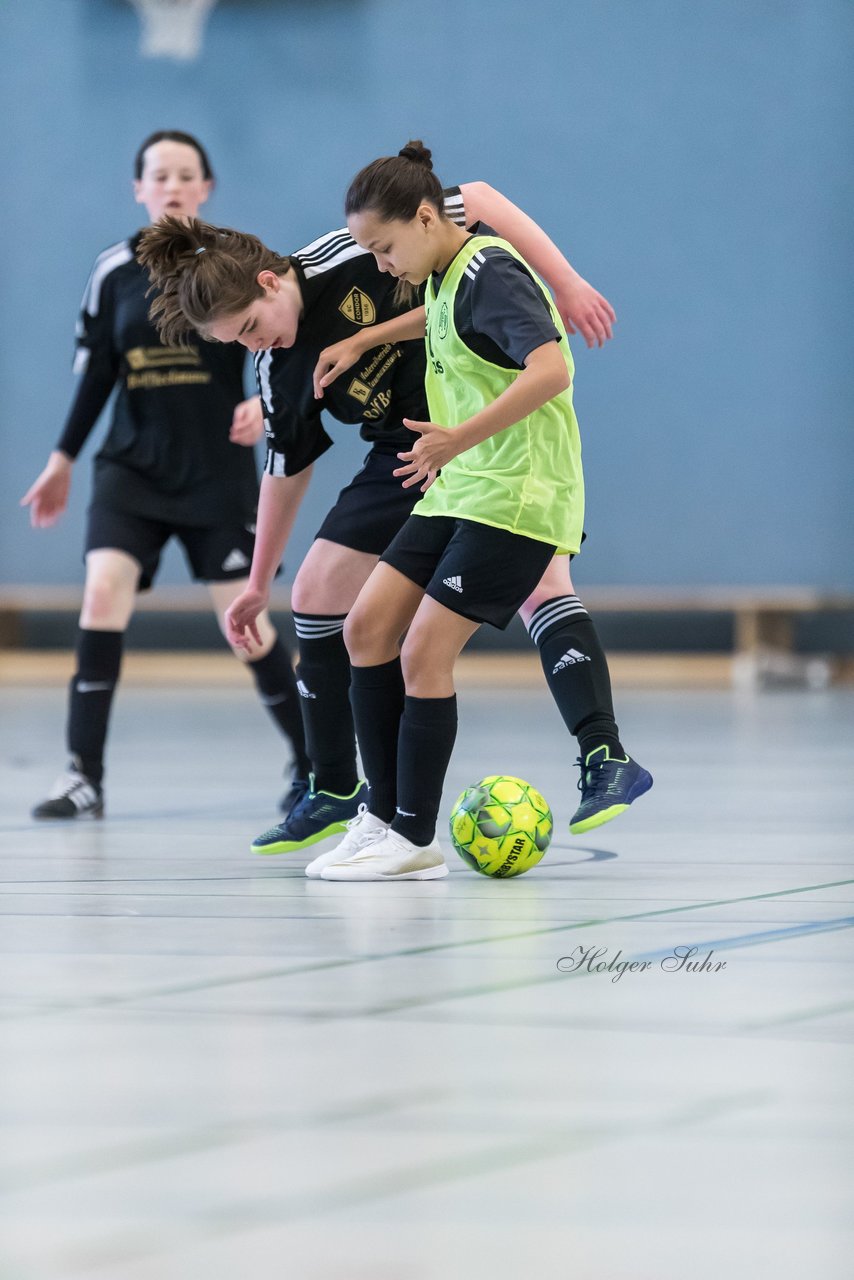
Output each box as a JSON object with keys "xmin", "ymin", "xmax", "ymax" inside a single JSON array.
[{"xmin": 317, "ymin": 142, "xmax": 651, "ymax": 881}]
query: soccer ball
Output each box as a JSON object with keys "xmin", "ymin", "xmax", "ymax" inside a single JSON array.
[{"xmin": 449, "ymin": 775, "xmax": 553, "ymax": 878}]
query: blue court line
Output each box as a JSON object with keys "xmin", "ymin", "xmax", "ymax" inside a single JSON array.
[
  {"xmin": 2, "ymin": 877, "xmax": 852, "ymax": 1021},
  {"xmin": 628, "ymin": 914, "xmax": 854, "ymax": 967},
  {"xmin": 327, "ymin": 914, "xmax": 854, "ymax": 1021}
]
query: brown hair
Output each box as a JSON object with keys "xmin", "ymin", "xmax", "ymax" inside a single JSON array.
[
  {"xmin": 344, "ymin": 139, "xmax": 444, "ymax": 222},
  {"xmin": 137, "ymin": 216, "xmax": 291, "ymax": 344},
  {"xmin": 134, "ymin": 130, "xmax": 214, "ymax": 181},
  {"xmin": 345, "ymin": 141, "xmax": 444, "ymax": 308}
]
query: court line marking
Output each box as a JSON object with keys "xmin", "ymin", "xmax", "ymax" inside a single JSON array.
[
  {"xmin": 0, "ymin": 1087, "xmax": 455, "ymax": 1196},
  {"xmin": 64, "ymin": 914, "xmax": 853, "ymax": 1025},
  {"xmin": 349, "ymin": 915, "xmax": 854, "ymax": 1020},
  {"xmin": 0, "ymin": 877, "xmax": 851, "ymax": 1022},
  {"xmin": 24, "ymin": 1090, "xmax": 767, "ymax": 1274}
]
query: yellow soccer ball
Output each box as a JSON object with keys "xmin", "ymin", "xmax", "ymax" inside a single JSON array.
[{"xmin": 449, "ymin": 775, "xmax": 553, "ymax": 877}]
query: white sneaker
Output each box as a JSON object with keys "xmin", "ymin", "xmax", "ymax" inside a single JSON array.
[
  {"xmin": 320, "ymin": 828, "xmax": 449, "ymax": 881},
  {"xmin": 304, "ymin": 805, "xmax": 388, "ymax": 878}
]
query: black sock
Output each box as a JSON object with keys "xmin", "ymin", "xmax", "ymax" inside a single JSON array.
[
  {"xmin": 527, "ymin": 596, "xmax": 624, "ymax": 761},
  {"xmin": 293, "ymin": 614, "xmax": 359, "ymax": 796},
  {"xmin": 349, "ymin": 658, "xmax": 405, "ymax": 823},
  {"xmin": 248, "ymin": 638, "xmax": 311, "ymax": 780},
  {"xmin": 67, "ymin": 628, "xmax": 124, "ymax": 785},
  {"xmin": 392, "ymin": 694, "xmax": 458, "ymax": 847}
]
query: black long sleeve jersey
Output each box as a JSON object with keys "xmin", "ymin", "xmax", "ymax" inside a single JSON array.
[
  {"xmin": 258, "ymin": 187, "xmax": 467, "ymax": 478},
  {"xmin": 57, "ymin": 232, "xmax": 258, "ymax": 528}
]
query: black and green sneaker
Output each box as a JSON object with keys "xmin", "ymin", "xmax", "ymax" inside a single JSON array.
[
  {"xmin": 251, "ymin": 775, "xmax": 369, "ymax": 855},
  {"xmin": 570, "ymin": 746, "xmax": 652, "ymax": 835}
]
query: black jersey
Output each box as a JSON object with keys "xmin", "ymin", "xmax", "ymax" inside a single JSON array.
[
  {"xmin": 259, "ymin": 188, "xmax": 467, "ymax": 478},
  {"xmin": 57, "ymin": 233, "xmax": 258, "ymax": 528}
]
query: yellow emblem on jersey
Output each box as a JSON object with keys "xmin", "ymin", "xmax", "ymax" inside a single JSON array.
[
  {"xmin": 126, "ymin": 345, "xmax": 200, "ymax": 369},
  {"xmin": 338, "ymin": 287, "xmax": 376, "ymax": 326},
  {"xmin": 347, "ymin": 378, "xmax": 371, "ymax": 404}
]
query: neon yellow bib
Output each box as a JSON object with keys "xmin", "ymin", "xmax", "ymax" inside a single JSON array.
[{"xmin": 416, "ymin": 234, "xmax": 584, "ymax": 554}]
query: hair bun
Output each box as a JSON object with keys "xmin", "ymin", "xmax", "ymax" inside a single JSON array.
[{"xmin": 398, "ymin": 140, "xmax": 433, "ymax": 169}]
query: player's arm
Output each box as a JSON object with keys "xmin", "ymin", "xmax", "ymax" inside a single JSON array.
[
  {"xmin": 399, "ymin": 343, "xmax": 569, "ymax": 490},
  {"xmin": 225, "ymin": 466, "xmax": 313, "ymax": 650},
  {"xmin": 226, "ymin": 358, "xmax": 328, "ymax": 648},
  {"xmin": 313, "ymin": 308, "xmax": 426, "ymax": 398},
  {"xmin": 458, "ymin": 181, "xmax": 615, "ymax": 348},
  {"xmin": 21, "ymin": 279, "xmax": 119, "ymax": 528}
]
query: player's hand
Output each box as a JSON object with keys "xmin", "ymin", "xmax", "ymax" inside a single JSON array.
[
  {"xmin": 20, "ymin": 451, "xmax": 72, "ymax": 528},
  {"xmin": 553, "ymin": 274, "xmax": 616, "ymax": 349},
  {"xmin": 230, "ymin": 396, "xmax": 265, "ymax": 446},
  {"xmin": 225, "ymin": 587, "xmax": 268, "ymax": 653},
  {"xmin": 395, "ymin": 419, "xmax": 457, "ymax": 492},
  {"xmin": 313, "ymin": 337, "xmax": 366, "ymax": 399}
]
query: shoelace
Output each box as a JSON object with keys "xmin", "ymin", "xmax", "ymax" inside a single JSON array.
[
  {"xmin": 575, "ymin": 757, "xmax": 611, "ymax": 799},
  {"xmin": 343, "ymin": 802, "xmax": 370, "ymax": 833}
]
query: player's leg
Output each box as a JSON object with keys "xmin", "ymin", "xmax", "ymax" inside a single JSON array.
[
  {"xmin": 323, "ymin": 518, "xmax": 552, "ymax": 882},
  {"xmin": 207, "ymin": 576, "xmax": 311, "ymax": 808},
  {"xmin": 178, "ymin": 518, "xmax": 310, "ymax": 814},
  {"xmin": 290, "ymin": 537, "xmax": 378, "ymax": 794},
  {"xmin": 248, "ymin": 538, "xmax": 377, "ymax": 857},
  {"xmin": 255, "ymin": 449, "xmax": 418, "ymax": 857},
  {"xmin": 32, "ymin": 540, "xmax": 142, "ymax": 820},
  {"xmin": 519, "ymin": 554, "xmax": 652, "ymax": 834},
  {"xmin": 318, "ymin": 562, "xmax": 451, "ymax": 881}
]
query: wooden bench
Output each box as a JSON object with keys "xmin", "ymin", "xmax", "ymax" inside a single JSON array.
[
  {"xmin": 1, "ymin": 584, "xmax": 852, "ymax": 687},
  {"xmin": 576, "ymin": 587, "xmax": 854, "ymax": 688}
]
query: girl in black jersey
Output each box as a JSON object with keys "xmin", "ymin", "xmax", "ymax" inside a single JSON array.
[
  {"xmin": 139, "ymin": 181, "xmax": 645, "ymax": 865},
  {"xmin": 22, "ymin": 131, "xmax": 310, "ymax": 820}
]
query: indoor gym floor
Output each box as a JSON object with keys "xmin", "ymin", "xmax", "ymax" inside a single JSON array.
[{"xmin": 1, "ymin": 672, "xmax": 852, "ymax": 1280}]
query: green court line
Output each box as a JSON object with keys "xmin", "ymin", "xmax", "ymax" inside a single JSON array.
[
  {"xmin": 349, "ymin": 913, "xmax": 854, "ymax": 1020},
  {"xmin": 116, "ymin": 914, "xmax": 854, "ymax": 1025},
  {"xmin": 2, "ymin": 876, "xmax": 852, "ymax": 1021},
  {"xmin": 0, "ymin": 1087, "xmax": 454, "ymax": 1196},
  {"xmin": 40, "ymin": 1089, "xmax": 768, "ymax": 1275}
]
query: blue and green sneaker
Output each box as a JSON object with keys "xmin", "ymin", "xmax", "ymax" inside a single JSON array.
[
  {"xmin": 251, "ymin": 775, "xmax": 369, "ymax": 855},
  {"xmin": 570, "ymin": 746, "xmax": 653, "ymax": 835}
]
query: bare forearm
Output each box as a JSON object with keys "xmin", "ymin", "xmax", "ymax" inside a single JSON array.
[
  {"xmin": 248, "ymin": 467, "xmax": 312, "ymax": 593},
  {"xmin": 459, "ymin": 182, "xmax": 576, "ymax": 291},
  {"xmin": 360, "ymin": 307, "xmax": 425, "ymax": 350}
]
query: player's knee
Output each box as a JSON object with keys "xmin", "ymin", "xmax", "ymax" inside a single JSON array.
[
  {"xmin": 80, "ymin": 578, "xmax": 130, "ymax": 629},
  {"xmin": 343, "ymin": 603, "xmax": 383, "ymax": 664},
  {"xmin": 400, "ymin": 632, "xmax": 445, "ymax": 689},
  {"xmin": 289, "ymin": 575, "xmax": 314, "ymax": 614}
]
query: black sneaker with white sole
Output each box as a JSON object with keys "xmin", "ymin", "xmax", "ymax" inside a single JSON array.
[{"xmin": 32, "ymin": 768, "xmax": 104, "ymax": 820}]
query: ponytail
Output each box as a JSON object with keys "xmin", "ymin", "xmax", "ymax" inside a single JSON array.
[
  {"xmin": 137, "ymin": 215, "xmax": 290, "ymax": 344},
  {"xmin": 344, "ymin": 138, "xmax": 445, "ymax": 223}
]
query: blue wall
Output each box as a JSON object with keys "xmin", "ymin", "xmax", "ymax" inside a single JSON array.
[{"xmin": 2, "ymin": 0, "xmax": 852, "ymax": 588}]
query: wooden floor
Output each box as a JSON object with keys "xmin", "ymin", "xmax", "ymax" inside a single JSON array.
[{"xmin": 1, "ymin": 675, "xmax": 853, "ymax": 1279}]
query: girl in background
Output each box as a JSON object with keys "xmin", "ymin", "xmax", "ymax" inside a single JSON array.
[{"xmin": 22, "ymin": 131, "xmax": 309, "ymax": 820}]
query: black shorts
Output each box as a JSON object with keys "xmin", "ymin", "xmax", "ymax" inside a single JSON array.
[
  {"xmin": 314, "ymin": 447, "xmax": 419, "ymax": 556},
  {"xmin": 85, "ymin": 504, "xmax": 259, "ymax": 592},
  {"xmin": 381, "ymin": 514, "xmax": 557, "ymax": 630}
]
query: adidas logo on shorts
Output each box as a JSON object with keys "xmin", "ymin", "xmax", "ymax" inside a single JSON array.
[
  {"xmin": 552, "ymin": 648, "xmax": 590, "ymax": 673},
  {"xmin": 222, "ymin": 548, "xmax": 249, "ymax": 572},
  {"xmin": 443, "ymin": 575, "xmax": 463, "ymax": 593},
  {"xmin": 296, "ymin": 680, "xmax": 317, "ymax": 700}
]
